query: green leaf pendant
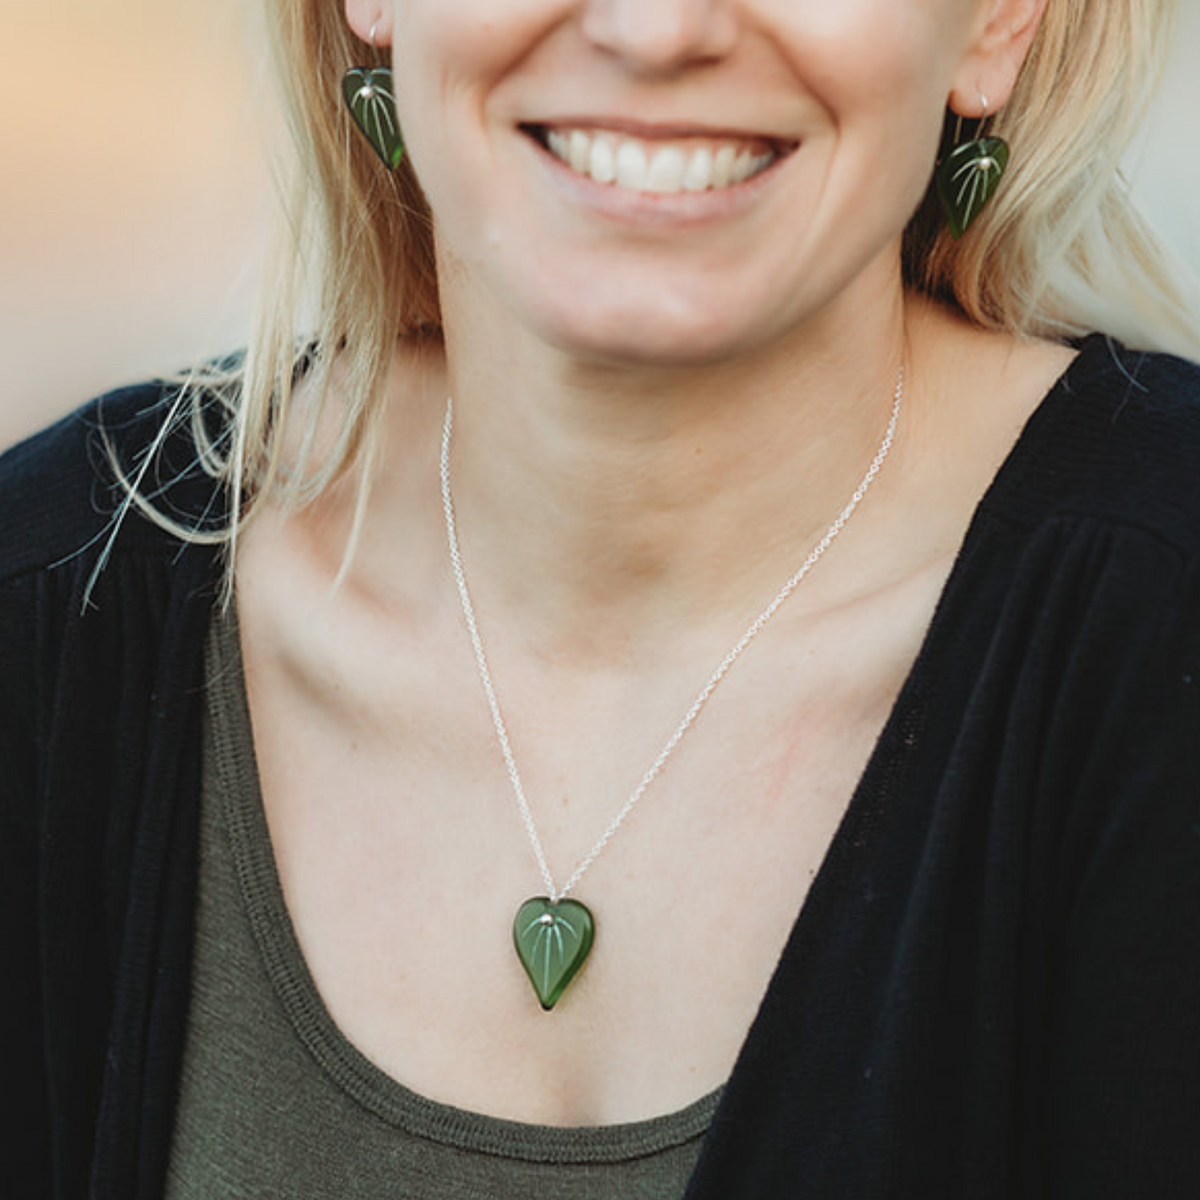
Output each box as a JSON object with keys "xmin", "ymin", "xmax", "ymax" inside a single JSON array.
[
  {"xmin": 513, "ymin": 897, "xmax": 595, "ymax": 1011},
  {"xmin": 342, "ymin": 67, "xmax": 405, "ymax": 170},
  {"xmin": 936, "ymin": 136, "xmax": 1009, "ymax": 239}
]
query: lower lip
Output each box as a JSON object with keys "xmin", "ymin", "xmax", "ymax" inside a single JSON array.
[{"xmin": 524, "ymin": 135, "xmax": 790, "ymax": 229}]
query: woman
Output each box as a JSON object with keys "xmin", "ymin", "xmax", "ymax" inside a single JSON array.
[{"xmin": 2, "ymin": 0, "xmax": 1198, "ymax": 1196}]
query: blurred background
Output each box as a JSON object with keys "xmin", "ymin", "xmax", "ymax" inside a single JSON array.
[
  {"xmin": 2, "ymin": 0, "xmax": 1199, "ymax": 451},
  {"xmin": 0, "ymin": 0, "xmax": 271, "ymax": 449}
]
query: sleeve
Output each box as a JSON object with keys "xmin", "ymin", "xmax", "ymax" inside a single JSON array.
[
  {"xmin": 1041, "ymin": 558, "xmax": 1200, "ymax": 1199},
  {"xmin": 0, "ymin": 389, "xmax": 221, "ymax": 1198},
  {"xmin": 0, "ymin": 572, "xmax": 54, "ymax": 1194}
]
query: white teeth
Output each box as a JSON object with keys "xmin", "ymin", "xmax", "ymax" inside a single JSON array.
[
  {"xmin": 648, "ymin": 146, "xmax": 687, "ymax": 193},
  {"xmin": 541, "ymin": 127, "xmax": 777, "ymax": 194},
  {"xmin": 682, "ymin": 147, "xmax": 713, "ymax": 192},
  {"xmin": 569, "ymin": 129, "xmax": 590, "ymax": 173},
  {"xmin": 615, "ymin": 140, "xmax": 648, "ymax": 189},
  {"xmin": 590, "ymin": 136, "xmax": 616, "ymax": 184},
  {"xmin": 731, "ymin": 149, "xmax": 755, "ymax": 184},
  {"xmin": 711, "ymin": 145, "xmax": 736, "ymax": 188}
]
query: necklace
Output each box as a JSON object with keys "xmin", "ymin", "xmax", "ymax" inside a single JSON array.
[{"xmin": 440, "ymin": 370, "xmax": 903, "ymax": 1010}]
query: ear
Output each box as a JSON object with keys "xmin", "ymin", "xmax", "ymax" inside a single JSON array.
[
  {"xmin": 345, "ymin": 0, "xmax": 394, "ymax": 48},
  {"xmin": 950, "ymin": 0, "xmax": 1050, "ymax": 116}
]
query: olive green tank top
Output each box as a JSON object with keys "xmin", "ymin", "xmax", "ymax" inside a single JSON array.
[{"xmin": 165, "ymin": 607, "xmax": 721, "ymax": 1199}]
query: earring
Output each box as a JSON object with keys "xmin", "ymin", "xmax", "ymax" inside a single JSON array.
[
  {"xmin": 342, "ymin": 22, "xmax": 405, "ymax": 170},
  {"xmin": 935, "ymin": 94, "xmax": 1009, "ymax": 239}
]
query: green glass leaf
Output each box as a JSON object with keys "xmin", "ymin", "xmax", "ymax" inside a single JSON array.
[
  {"xmin": 513, "ymin": 897, "xmax": 595, "ymax": 1011},
  {"xmin": 935, "ymin": 135, "xmax": 1009, "ymax": 239},
  {"xmin": 342, "ymin": 67, "xmax": 405, "ymax": 170}
]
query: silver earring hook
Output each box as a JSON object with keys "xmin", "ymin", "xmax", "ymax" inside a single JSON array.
[{"xmin": 369, "ymin": 21, "xmax": 379, "ymax": 51}]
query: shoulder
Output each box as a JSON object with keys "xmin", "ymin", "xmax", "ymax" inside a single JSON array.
[
  {"xmin": 1060, "ymin": 337, "xmax": 1200, "ymax": 439},
  {"xmin": 0, "ymin": 379, "xmax": 228, "ymax": 586},
  {"xmin": 0, "ymin": 380, "xmax": 226, "ymax": 731},
  {"xmin": 0, "ymin": 380, "xmax": 225, "ymax": 825},
  {"xmin": 997, "ymin": 336, "xmax": 1200, "ymax": 559}
]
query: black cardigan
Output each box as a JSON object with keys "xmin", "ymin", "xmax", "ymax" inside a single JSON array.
[{"xmin": 3, "ymin": 337, "xmax": 1200, "ymax": 1199}]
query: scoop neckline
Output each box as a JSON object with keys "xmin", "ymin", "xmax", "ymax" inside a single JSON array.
[{"xmin": 206, "ymin": 608, "xmax": 724, "ymax": 1164}]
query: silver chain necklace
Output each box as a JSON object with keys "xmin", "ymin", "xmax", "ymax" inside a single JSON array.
[{"xmin": 440, "ymin": 370, "xmax": 903, "ymax": 1009}]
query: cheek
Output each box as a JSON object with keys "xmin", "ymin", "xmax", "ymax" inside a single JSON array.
[
  {"xmin": 389, "ymin": 1, "xmax": 559, "ymax": 202},
  {"xmin": 771, "ymin": 3, "xmax": 963, "ymax": 221},
  {"xmin": 392, "ymin": 0, "xmax": 567, "ymax": 98},
  {"xmin": 768, "ymin": 0, "xmax": 967, "ymax": 135}
]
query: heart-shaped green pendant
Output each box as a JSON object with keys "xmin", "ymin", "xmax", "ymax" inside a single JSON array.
[
  {"xmin": 341, "ymin": 67, "xmax": 405, "ymax": 170},
  {"xmin": 513, "ymin": 897, "xmax": 595, "ymax": 1011},
  {"xmin": 935, "ymin": 135, "xmax": 1009, "ymax": 239}
]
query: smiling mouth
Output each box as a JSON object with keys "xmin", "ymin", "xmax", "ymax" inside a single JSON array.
[{"xmin": 524, "ymin": 125, "xmax": 791, "ymax": 195}]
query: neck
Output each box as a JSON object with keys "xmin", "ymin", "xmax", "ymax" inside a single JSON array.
[{"xmin": 416, "ymin": 274, "xmax": 924, "ymax": 665}]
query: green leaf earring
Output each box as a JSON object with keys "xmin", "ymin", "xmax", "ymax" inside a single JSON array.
[
  {"xmin": 935, "ymin": 94, "xmax": 1009, "ymax": 239},
  {"xmin": 342, "ymin": 24, "xmax": 405, "ymax": 170}
]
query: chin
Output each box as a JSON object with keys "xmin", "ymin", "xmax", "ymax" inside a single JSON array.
[
  {"xmin": 550, "ymin": 321, "xmax": 760, "ymax": 370},
  {"xmin": 529, "ymin": 286, "xmax": 782, "ymax": 370}
]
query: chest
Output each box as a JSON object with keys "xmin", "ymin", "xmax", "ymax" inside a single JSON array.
[{"xmin": 233, "ymin": 589, "xmax": 936, "ymax": 1126}]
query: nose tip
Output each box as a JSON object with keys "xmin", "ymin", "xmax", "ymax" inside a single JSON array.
[{"xmin": 582, "ymin": 0, "xmax": 738, "ymax": 75}]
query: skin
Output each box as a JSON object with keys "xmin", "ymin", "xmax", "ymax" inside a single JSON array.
[{"xmin": 236, "ymin": 0, "xmax": 1071, "ymax": 1125}]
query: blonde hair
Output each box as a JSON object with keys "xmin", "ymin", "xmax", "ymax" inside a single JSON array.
[
  {"xmin": 150, "ymin": 0, "xmax": 1198, "ymax": 548},
  {"xmin": 906, "ymin": 0, "xmax": 1199, "ymax": 355}
]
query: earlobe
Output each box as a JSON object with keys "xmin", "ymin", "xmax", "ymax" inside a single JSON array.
[{"xmin": 345, "ymin": 0, "xmax": 394, "ymax": 48}]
